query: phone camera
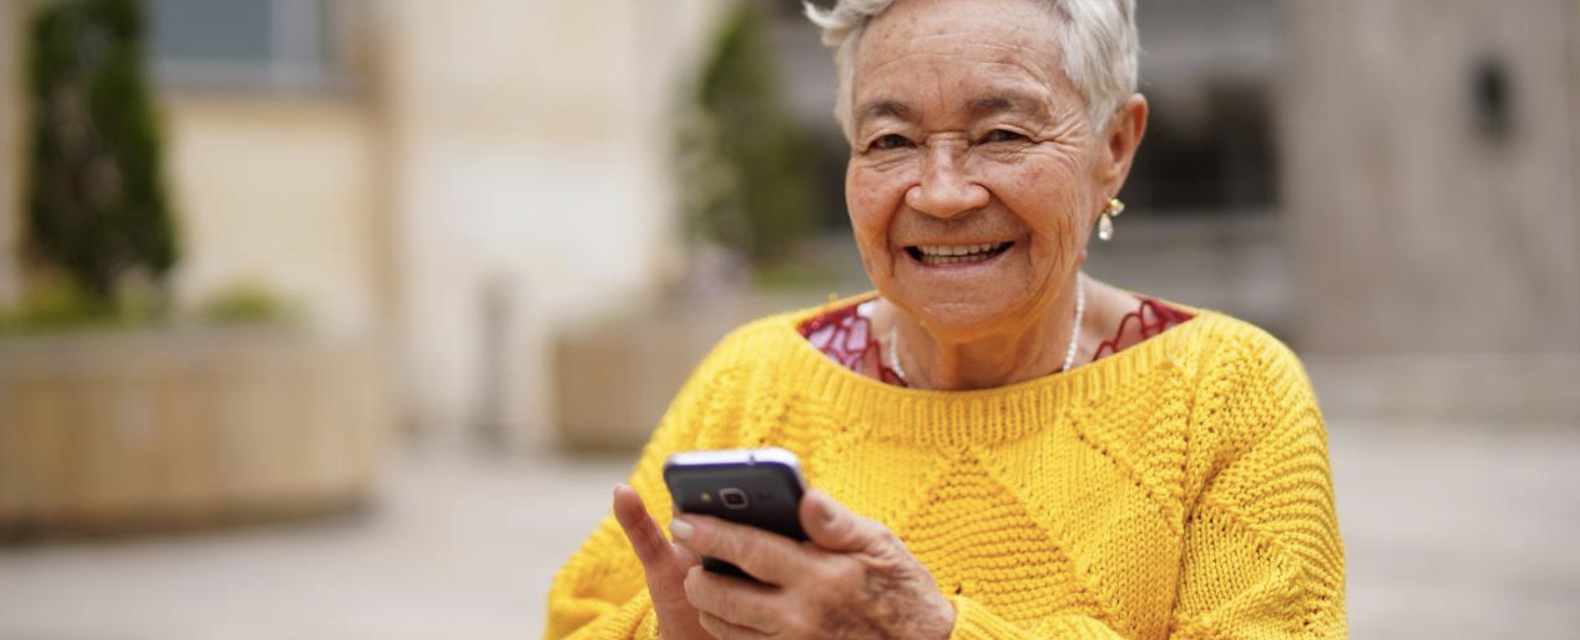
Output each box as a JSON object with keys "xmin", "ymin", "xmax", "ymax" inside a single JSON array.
[{"xmin": 719, "ymin": 488, "xmax": 749, "ymax": 510}]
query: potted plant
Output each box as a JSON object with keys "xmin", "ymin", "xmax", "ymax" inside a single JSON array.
[{"xmin": 0, "ymin": 0, "xmax": 391, "ymax": 538}]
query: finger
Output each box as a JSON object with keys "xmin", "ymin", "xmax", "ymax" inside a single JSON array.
[
  {"xmin": 697, "ymin": 611, "xmax": 771, "ymax": 640},
  {"xmin": 683, "ymin": 565, "xmax": 780, "ymax": 633},
  {"xmin": 799, "ymin": 488, "xmax": 891, "ymax": 553},
  {"xmin": 669, "ymin": 534, "xmax": 701, "ymax": 569},
  {"xmin": 612, "ymin": 484, "xmax": 672, "ymax": 569},
  {"xmin": 614, "ymin": 483, "xmax": 703, "ymax": 618},
  {"xmin": 671, "ymin": 514, "xmax": 809, "ymax": 585}
]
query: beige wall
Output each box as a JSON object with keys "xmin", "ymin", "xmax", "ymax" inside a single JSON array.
[
  {"xmin": 384, "ymin": 0, "xmax": 724, "ymax": 440},
  {"xmin": 1283, "ymin": 0, "xmax": 1580, "ymax": 354},
  {"xmin": 1, "ymin": 0, "xmax": 733, "ymax": 443},
  {"xmin": 0, "ymin": 1, "xmax": 386, "ymax": 340},
  {"xmin": 163, "ymin": 95, "xmax": 383, "ymax": 339}
]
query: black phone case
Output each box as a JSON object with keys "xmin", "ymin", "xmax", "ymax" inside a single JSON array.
[{"xmin": 663, "ymin": 460, "xmax": 808, "ymax": 580}]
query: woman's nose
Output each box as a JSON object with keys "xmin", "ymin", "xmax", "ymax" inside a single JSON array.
[{"xmin": 905, "ymin": 146, "xmax": 989, "ymax": 218}]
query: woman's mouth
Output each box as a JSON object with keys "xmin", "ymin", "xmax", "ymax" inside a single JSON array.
[{"xmin": 905, "ymin": 242, "xmax": 1014, "ymax": 266}]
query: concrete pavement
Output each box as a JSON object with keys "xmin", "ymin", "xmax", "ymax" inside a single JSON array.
[{"xmin": 2, "ymin": 419, "xmax": 1577, "ymax": 639}]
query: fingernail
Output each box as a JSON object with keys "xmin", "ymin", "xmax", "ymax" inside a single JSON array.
[{"xmin": 669, "ymin": 518, "xmax": 694, "ymax": 540}]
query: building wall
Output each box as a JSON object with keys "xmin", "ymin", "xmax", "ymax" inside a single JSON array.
[
  {"xmin": 0, "ymin": 1, "xmax": 386, "ymax": 340},
  {"xmin": 383, "ymin": 0, "xmax": 724, "ymax": 441},
  {"xmin": 162, "ymin": 94, "xmax": 383, "ymax": 339},
  {"xmin": 1, "ymin": 0, "xmax": 730, "ymax": 444},
  {"xmin": 1283, "ymin": 0, "xmax": 1580, "ymax": 353}
]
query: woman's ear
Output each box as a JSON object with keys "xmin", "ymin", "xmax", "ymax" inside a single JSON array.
[{"xmin": 1101, "ymin": 94, "xmax": 1149, "ymax": 195}]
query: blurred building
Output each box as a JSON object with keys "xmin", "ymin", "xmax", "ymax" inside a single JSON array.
[
  {"xmin": 1282, "ymin": 0, "xmax": 1580, "ymax": 424},
  {"xmin": 2, "ymin": 0, "xmax": 1576, "ymax": 448},
  {"xmin": 0, "ymin": 0, "xmax": 729, "ymax": 443},
  {"xmin": 1285, "ymin": 0, "xmax": 1580, "ymax": 354}
]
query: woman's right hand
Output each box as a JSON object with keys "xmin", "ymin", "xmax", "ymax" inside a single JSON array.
[{"xmin": 612, "ymin": 484, "xmax": 709, "ymax": 640}]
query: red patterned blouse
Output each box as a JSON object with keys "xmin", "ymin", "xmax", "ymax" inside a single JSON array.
[{"xmin": 798, "ymin": 296, "xmax": 1193, "ymax": 387}]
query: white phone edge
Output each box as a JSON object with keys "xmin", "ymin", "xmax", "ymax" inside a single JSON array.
[{"xmin": 663, "ymin": 447, "xmax": 807, "ymax": 488}]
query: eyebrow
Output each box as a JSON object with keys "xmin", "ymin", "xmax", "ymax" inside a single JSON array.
[
  {"xmin": 854, "ymin": 99, "xmax": 912, "ymax": 126},
  {"xmin": 965, "ymin": 94, "xmax": 1044, "ymax": 119},
  {"xmin": 966, "ymin": 91, "xmax": 1055, "ymax": 124},
  {"xmin": 853, "ymin": 92, "xmax": 1050, "ymax": 130}
]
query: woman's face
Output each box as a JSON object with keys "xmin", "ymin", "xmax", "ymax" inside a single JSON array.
[{"xmin": 846, "ymin": 0, "xmax": 1123, "ymax": 341}]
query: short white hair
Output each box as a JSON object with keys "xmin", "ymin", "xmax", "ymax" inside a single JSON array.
[{"xmin": 804, "ymin": 0, "xmax": 1139, "ymax": 139}]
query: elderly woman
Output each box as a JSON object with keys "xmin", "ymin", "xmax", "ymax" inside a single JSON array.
[{"xmin": 547, "ymin": 0, "xmax": 1345, "ymax": 638}]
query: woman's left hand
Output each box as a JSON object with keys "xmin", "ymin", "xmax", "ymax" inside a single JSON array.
[{"xmin": 668, "ymin": 488, "xmax": 955, "ymax": 640}]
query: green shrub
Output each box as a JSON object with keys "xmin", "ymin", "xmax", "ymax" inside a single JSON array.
[
  {"xmin": 23, "ymin": 0, "xmax": 178, "ymax": 303},
  {"xmin": 197, "ymin": 280, "xmax": 297, "ymax": 326},
  {"xmin": 0, "ymin": 276, "xmax": 160, "ymax": 335},
  {"xmin": 677, "ymin": 1, "xmax": 818, "ymax": 270}
]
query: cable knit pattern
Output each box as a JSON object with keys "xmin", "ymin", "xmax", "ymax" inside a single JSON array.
[{"xmin": 545, "ymin": 296, "xmax": 1346, "ymax": 640}]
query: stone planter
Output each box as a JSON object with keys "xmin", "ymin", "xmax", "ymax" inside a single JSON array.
[
  {"xmin": 554, "ymin": 291, "xmax": 831, "ymax": 452},
  {"xmin": 0, "ymin": 328, "xmax": 392, "ymax": 537}
]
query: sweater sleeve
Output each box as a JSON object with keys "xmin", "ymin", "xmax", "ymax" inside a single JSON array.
[
  {"xmin": 543, "ymin": 350, "xmax": 731, "ymax": 640},
  {"xmin": 540, "ymin": 423, "xmax": 677, "ymax": 640},
  {"xmin": 948, "ymin": 596, "xmax": 1127, "ymax": 640},
  {"xmin": 1170, "ymin": 332, "xmax": 1346, "ymax": 639},
  {"xmin": 953, "ymin": 330, "xmax": 1345, "ymax": 640}
]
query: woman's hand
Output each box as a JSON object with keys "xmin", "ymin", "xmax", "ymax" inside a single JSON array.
[
  {"xmin": 669, "ymin": 489, "xmax": 956, "ymax": 640},
  {"xmin": 612, "ymin": 484, "xmax": 712, "ymax": 640}
]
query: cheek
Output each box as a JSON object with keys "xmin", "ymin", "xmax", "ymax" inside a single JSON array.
[
  {"xmin": 845, "ymin": 165, "xmax": 907, "ymax": 256},
  {"xmin": 994, "ymin": 159, "xmax": 1093, "ymax": 249}
]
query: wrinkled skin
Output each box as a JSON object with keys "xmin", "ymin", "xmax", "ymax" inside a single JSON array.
[
  {"xmin": 846, "ymin": 0, "xmax": 1147, "ymax": 390},
  {"xmin": 614, "ymin": 486, "xmax": 953, "ymax": 640}
]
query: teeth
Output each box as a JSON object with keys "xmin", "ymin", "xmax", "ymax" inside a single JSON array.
[
  {"xmin": 915, "ymin": 243, "xmax": 1001, "ymax": 257},
  {"xmin": 911, "ymin": 242, "xmax": 1009, "ymax": 265}
]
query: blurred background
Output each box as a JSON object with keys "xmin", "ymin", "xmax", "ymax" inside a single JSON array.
[{"xmin": 0, "ymin": 0, "xmax": 1576, "ymax": 638}]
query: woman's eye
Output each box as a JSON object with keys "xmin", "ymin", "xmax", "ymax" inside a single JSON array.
[
  {"xmin": 984, "ymin": 129, "xmax": 1028, "ymax": 143},
  {"xmin": 870, "ymin": 134, "xmax": 913, "ymax": 151}
]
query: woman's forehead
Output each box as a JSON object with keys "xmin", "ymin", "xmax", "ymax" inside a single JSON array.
[
  {"xmin": 858, "ymin": 0, "xmax": 1060, "ymax": 61},
  {"xmin": 851, "ymin": 0, "xmax": 1070, "ymax": 116}
]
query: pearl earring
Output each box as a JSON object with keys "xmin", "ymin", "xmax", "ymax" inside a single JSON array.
[{"xmin": 1097, "ymin": 197, "xmax": 1125, "ymax": 241}]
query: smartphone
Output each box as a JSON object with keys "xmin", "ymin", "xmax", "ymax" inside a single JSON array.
[{"xmin": 662, "ymin": 447, "xmax": 809, "ymax": 580}]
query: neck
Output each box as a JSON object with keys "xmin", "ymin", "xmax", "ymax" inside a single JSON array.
[{"xmin": 887, "ymin": 274, "xmax": 1084, "ymax": 391}]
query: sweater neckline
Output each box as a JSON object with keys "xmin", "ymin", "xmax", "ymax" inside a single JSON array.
[{"xmin": 771, "ymin": 292, "xmax": 1212, "ymax": 446}]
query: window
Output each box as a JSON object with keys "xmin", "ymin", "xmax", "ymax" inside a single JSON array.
[{"xmin": 149, "ymin": 0, "xmax": 347, "ymax": 90}]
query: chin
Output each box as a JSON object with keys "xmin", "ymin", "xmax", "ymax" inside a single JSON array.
[
  {"xmin": 883, "ymin": 261, "xmax": 1053, "ymax": 344},
  {"xmin": 902, "ymin": 296, "xmax": 1033, "ymax": 344}
]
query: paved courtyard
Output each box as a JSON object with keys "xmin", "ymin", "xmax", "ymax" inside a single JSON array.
[{"xmin": 1, "ymin": 418, "xmax": 1577, "ymax": 639}]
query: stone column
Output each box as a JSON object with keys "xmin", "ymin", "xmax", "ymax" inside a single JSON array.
[{"xmin": 1281, "ymin": 0, "xmax": 1580, "ymax": 354}]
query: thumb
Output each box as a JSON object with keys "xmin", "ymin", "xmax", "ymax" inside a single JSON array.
[{"xmin": 800, "ymin": 489, "xmax": 887, "ymax": 553}]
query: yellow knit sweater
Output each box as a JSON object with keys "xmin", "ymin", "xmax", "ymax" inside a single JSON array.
[{"xmin": 546, "ymin": 298, "xmax": 1346, "ymax": 640}]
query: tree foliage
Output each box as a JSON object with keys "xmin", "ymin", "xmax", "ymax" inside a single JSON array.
[
  {"xmin": 24, "ymin": 0, "xmax": 177, "ymax": 302},
  {"xmin": 678, "ymin": 1, "xmax": 817, "ymax": 269}
]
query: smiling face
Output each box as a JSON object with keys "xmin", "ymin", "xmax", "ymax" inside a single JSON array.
[{"xmin": 846, "ymin": 0, "xmax": 1126, "ymax": 342}]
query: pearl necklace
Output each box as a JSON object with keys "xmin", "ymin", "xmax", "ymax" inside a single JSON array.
[{"xmin": 885, "ymin": 273, "xmax": 1086, "ymax": 386}]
